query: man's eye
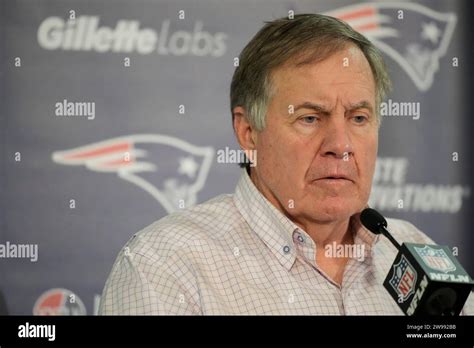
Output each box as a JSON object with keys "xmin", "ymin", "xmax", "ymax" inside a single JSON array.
[
  {"xmin": 353, "ymin": 115, "xmax": 367, "ymax": 124},
  {"xmin": 300, "ymin": 116, "xmax": 318, "ymax": 124}
]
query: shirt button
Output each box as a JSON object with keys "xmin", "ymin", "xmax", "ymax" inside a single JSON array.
[
  {"xmin": 297, "ymin": 235, "xmax": 304, "ymax": 243},
  {"xmin": 283, "ymin": 245, "xmax": 291, "ymax": 254}
]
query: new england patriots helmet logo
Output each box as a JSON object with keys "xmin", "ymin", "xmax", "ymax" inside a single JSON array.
[
  {"xmin": 52, "ymin": 134, "xmax": 214, "ymax": 213},
  {"xmin": 325, "ymin": 2, "xmax": 457, "ymax": 91}
]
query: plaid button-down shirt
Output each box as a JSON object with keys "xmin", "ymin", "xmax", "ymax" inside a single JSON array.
[{"xmin": 99, "ymin": 170, "xmax": 474, "ymax": 315}]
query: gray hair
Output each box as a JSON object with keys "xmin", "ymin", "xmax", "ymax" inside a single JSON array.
[{"xmin": 230, "ymin": 13, "xmax": 392, "ymax": 131}]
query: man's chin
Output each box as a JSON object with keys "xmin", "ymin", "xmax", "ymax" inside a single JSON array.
[{"xmin": 308, "ymin": 200, "xmax": 361, "ymax": 223}]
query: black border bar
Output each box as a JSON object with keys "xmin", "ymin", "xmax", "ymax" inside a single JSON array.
[{"xmin": 0, "ymin": 315, "xmax": 473, "ymax": 345}]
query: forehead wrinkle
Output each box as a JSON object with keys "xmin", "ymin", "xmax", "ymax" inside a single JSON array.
[{"xmin": 345, "ymin": 100, "xmax": 374, "ymax": 114}]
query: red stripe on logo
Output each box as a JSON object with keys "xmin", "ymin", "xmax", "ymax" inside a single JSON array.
[
  {"xmin": 337, "ymin": 7, "xmax": 376, "ymax": 21},
  {"xmin": 64, "ymin": 142, "xmax": 131, "ymax": 159},
  {"xmin": 353, "ymin": 23, "xmax": 379, "ymax": 32}
]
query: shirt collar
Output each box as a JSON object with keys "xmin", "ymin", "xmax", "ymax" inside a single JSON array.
[
  {"xmin": 233, "ymin": 170, "xmax": 380, "ymax": 270},
  {"xmin": 234, "ymin": 169, "xmax": 299, "ymax": 271}
]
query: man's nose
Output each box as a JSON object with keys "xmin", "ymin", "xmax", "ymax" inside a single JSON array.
[{"xmin": 320, "ymin": 117, "xmax": 354, "ymax": 160}]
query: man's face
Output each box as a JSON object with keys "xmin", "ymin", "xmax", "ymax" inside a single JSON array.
[{"xmin": 253, "ymin": 45, "xmax": 378, "ymax": 225}]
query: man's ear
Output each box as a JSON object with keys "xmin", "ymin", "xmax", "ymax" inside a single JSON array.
[{"xmin": 232, "ymin": 106, "xmax": 257, "ymax": 152}]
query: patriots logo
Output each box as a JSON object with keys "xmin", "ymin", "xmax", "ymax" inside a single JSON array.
[
  {"xmin": 52, "ymin": 134, "xmax": 214, "ymax": 213},
  {"xmin": 325, "ymin": 2, "xmax": 457, "ymax": 91}
]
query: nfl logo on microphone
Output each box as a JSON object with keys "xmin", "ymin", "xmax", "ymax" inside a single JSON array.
[
  {"xmin": 384, "ymin": 243, "xmax": 474, "ymax": 315},
  {"xmin": 389, "ymin": 255, "xmax": 417, "ymax": 302},
  {"xmin": 414, "ymin": 245, "xmax": 456, "ymax": 273}
]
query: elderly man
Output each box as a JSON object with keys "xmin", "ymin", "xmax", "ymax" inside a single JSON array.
[{"xmin": 99, "ymin": 14, "xmax": 472, "ymax": 315}]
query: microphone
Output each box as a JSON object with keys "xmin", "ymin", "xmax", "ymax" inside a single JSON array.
[{"xmin": 360, "ymin": 208, "xmax": 474, "ymax": 316}]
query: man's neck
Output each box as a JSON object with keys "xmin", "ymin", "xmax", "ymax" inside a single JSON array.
[
  {"xmin": 249, "ymin": 169, "xmax": 355, "ymax": 285},
  {"xmin": 298, "ymin": 218, "xmax": 354, "ymax": 248},
  {"xmin": 249, "ymin": 168, "xmax": 354, "ymax": 248}
]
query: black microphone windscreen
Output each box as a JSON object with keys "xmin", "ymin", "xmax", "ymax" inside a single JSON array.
[{"xmin": 360, "ymin": 208, "xmax": 387, "ymax": 234}]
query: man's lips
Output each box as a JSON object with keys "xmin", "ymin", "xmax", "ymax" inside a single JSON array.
[
  {"xmin": 314, "ymin": 175, "xmax": 354, "ymax": 182},
  {"xmin": 312, "ymin": 175, "xmax": 355, "ymax": 184}
]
